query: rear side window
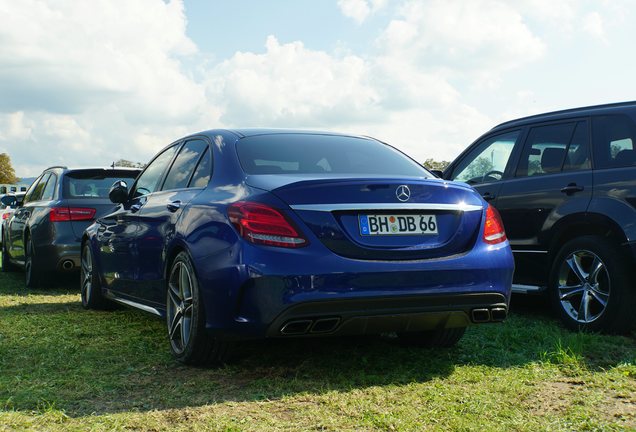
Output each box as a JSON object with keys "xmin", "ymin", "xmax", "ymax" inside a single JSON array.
[
  {"xmin": 189, "ymin": 148, "xmax": 211, "ymax": 188},
  {"xmin": 63, "ymin": 170, "xmax": 140, "ymax": 198},
  {"xmin": 25, "ymin": 173, "xmax": 50, "ymax": 203},
  {"xmin": 40, "ymin": 173, "xmax": 57, "ymax": 201},
  {"xmin": 515, "ymin": 121, "xmax": 589, "ymax": 177},
  {"xmin": 162, "ymin": 140, "xmax": 209, "ymax": 190},
  {"xmin": 236, "ymin": 134, "xmax": 429, "ymax": 177},
  {"xmin": 133, "ymin": 144, "xmax": 179, "ymax": 198},
  {"xmin": 592, "ymin": 115, "xmax": 636, "ymax": 169}
]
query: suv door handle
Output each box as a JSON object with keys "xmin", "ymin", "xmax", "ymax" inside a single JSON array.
[
  {"xmin": 561, "ymin": 183, "xmax": 584, "ymax": 195},
  {"xmin": 482, "ymin": 192, "xmax": 496, "ymax": 201},
  {"xmin": 167, "ymin": 200, "xmax": 181, "ymax": 212}
]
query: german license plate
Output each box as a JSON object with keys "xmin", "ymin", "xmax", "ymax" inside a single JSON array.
[{"xmin": 359, "ymin": 214, "xmax": 438, "ymax": 235}]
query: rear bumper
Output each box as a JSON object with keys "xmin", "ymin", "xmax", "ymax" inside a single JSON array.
[
  {"xmin": 265, "ymin": 292, "xmax": 508, "ymax": 338},
  {"xmin": 198, "ymin": 240, "xmax": 514, "ymax": 340},
  {"xmin": 34, "ymin": 243, "xmax": 80, "ymax": 272}
]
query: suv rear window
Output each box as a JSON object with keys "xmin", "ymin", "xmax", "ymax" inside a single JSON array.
[
  {"xmin": 63, "ymin": 169, "xmax": 140, "ymax": 198},
  {"xmin": 236, "ymin": 134, "xmax": 430, "ymax": 177}
]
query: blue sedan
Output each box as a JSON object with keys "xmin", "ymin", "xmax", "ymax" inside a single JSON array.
[{"xmin": 81, "ymin": 129, "xmax": 513, "ymax": 365}]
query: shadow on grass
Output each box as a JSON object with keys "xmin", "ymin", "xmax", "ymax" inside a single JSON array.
[{"xmin": 1, "ymin": 282, "xmax": 635, "ymax": 417}]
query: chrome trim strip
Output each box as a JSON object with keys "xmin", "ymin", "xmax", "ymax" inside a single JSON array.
[
  {"xmin": 512, "ymin": 250, "xmax": 549, "ymax": 254},
  {"xmin": 512, "ymin": 284, "xmax": 545, "ymax": 294},
  {"xmin": 112, "ymin": 297, "xmax": 162, "ymax": 316},
  {"xmin": 289, "ymin": 203, "xmax": 483, "ymax": 212}
]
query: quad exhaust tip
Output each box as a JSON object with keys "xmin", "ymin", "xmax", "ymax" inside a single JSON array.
[
  {"xmin": 471, "ymin": 307, "xmax": 507, "ymax": 323},
  {"xmin": 280, "ymin": 317, "xmax": 340, "ymax": 335}
]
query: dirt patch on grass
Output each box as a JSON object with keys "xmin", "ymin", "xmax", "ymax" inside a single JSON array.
[{"xmin": 531, "ymin": 379, "xmax": 636, "ymax": 427}]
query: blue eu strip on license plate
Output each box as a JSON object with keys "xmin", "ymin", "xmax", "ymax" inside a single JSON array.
[{"xmin": 359, "ymin": 214, "xmax": 438, "ymax": 235}]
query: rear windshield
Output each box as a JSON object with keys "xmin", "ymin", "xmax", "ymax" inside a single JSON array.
[
  {"xmin": 63, "ymin": 170, "xmax": 139, "ymax": 199},
  {"xmin": 236, "ymin": 134, "xmax": 430, "ymax": 177}
]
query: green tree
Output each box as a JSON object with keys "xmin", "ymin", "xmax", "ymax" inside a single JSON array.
[
  {"xmin": 422, "ymin": 158, "xmax": 450, "ymax": 171},
  {"xmin": 0, "ymin": 153, "xmax": 19, "ymax": 184},
  {"xmin": 112, "ymin": 159, "xmax": 146, "ymax": 169},
  {"xmin": 461, "ymin": 156, "xmax": 494, "ymax": 182}
]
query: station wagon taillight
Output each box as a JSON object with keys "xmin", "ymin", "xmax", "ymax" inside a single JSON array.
[
  {"xmin": 228, "ymin": 202, "xmax": 308, "ymax": 248},
  {"xmin": 483, "ymin": 204, "xmax": 507, "ymax": 245},
  {"xmin": 49, "ymin": 207, "xmax": 97, "ymax": 222}
]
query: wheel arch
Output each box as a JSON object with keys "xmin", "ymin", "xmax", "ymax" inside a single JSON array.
[{"xmin": 547, "ymin": 212, "xmax": 629, "ymax": 264}]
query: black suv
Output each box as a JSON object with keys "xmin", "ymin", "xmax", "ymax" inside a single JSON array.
[
  {"xmin": 2, "ymin": 166, "xmax": 140, "ymax": 287},
  {"xmin": 442, "ymin": 101, "xmax": 636, "ymax": 333}
]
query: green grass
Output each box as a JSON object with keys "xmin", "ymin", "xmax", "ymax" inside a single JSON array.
[{"xmin": 0, "ymin": 267, "xmax": 635, "ymax": 431}]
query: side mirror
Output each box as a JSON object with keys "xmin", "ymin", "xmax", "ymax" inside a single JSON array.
[{"xmin": 108, "ymin": 180, "xmax": 129, "ymax": 204}]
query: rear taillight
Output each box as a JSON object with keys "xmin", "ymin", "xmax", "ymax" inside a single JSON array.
[
  {"xmin": 2, "ymin": 213, "xmax": 10, "ymax": 220},
  {"xmin": 483, "ymin": 204, "xmax": 507, "ymax": 245},
  {"xmin": 228, "ymin": 202, "xmax": 308, "ymax": 248},
  {"xmin": 49, "ymin": 207, "xmax": 97, "ymax": 222}
]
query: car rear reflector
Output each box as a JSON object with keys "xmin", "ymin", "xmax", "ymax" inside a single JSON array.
[
  {"xmin": 228, "ymin": 201, "xmax": 308, "ymax": 248},
  {"xmin": 49, "ymin": 207, "xmax": 97, "ymax": 222},
  {"xmin": 483, "ymin": 204, "xmax": 507, "ymax": 245}
]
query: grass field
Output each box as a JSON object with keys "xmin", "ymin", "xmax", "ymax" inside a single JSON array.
[{"xmin": 1, "ymin": 266, "xmax": 635, "ymax": 431}]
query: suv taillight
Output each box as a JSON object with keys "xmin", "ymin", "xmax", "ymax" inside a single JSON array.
[
  {"xmin": 49, "ymin": 207, "xmax": 97, "ymax": 222},
  {"xmin": 228, "ymin": 202, "xmax": 308, "ymax": 248},
  {"xmin": 483, "ymin": 204, "xmax": 507, "ymax": 245}
]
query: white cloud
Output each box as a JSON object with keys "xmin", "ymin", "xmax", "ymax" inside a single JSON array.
[
  {"xmin": 377, "ymin": 0, "xmax": 545, "ymax": 75},
  {"xmin": 1, "ymin": 0, "xmax": 633, "ymax": 177},
  {"xmin": 337, "ymin": 0, "xmax": 387, "ymax": 24},
  {"xmin": 205, "ymin": 36, "xmax": 381, "ymax": 127},
  {"xmin": 582, "ymin": 12, "xmax": 606, "ymax": 41},
  {"xmin": 0, "ymin": 0, "xmax": 213, "ymax": 175}
]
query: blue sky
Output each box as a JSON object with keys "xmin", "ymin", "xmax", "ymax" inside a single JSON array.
[{"xmin": 1, "ymin": 0, "xmax": 635, "ymax": 176}]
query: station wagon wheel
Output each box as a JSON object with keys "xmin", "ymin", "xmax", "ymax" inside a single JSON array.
[
  {"xmin": 25, "ymin": 238, "xmax": 40, "ymax": 288},
  {"xmin": 80, "ymin": 242, "xmax": 109, "ymax": 309},
  {"xmin": 1, "ymin": 233, "xmax": 16, "ymax": 272},
  {"xmin": 550, "ymin": 236, "xmax": 636, "ymax": 333},
  {"xmin": 166, "ymin": 251, "xmax": 233, "ymax": 365}
]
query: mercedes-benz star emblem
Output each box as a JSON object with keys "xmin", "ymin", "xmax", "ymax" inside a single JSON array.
[{"xmin": 396, "ymin": 185, "xmax": 410, "ymax": 202}]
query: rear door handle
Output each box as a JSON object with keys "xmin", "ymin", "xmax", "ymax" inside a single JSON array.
[
  {"xmin": 560, "ymin": 183, "xmax": 584, "ymax": 195},
  {"xmin": 167, "ymin": 200, "xmax": 181, "ymax": 212},
  {"xmin": 482, "ymin": 192, "xmax": 496, "ymax": 202}
]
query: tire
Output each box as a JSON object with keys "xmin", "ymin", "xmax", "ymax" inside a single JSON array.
[
  {"xmin": 80, "ymin": 242, "xmax": 109, "ymax": 309},
  {"xmin": 549, "ymin": 235, "xmax": 636, "ymax": 334},
  {"xmin": 25, "ymin": 237, "xmax": 41, "ymax": 288},
  {"xmin": 398, "ymin": 326, "xmax": 467, "ymax": 348},
  {"xmin": 1, "ymin": 234, "xmax": 16, "ymax": 272},
  {"xmin": 166, "ymin": 251, "xmax": 233, "ymax": 366}
]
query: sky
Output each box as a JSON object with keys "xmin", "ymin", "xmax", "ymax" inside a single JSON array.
[{"xmin": 1, "ymin": 0, "xmax": 635, "ymax": 177}]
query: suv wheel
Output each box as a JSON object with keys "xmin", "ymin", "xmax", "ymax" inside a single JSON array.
[
  {"xmin": 25, "ymin": 238, "xmax": 41, "ymax": 288},
  {"xmin": 166, "ymin": 252, "xmax": 233, "ymax": 365},
  {"xmin": 549, "ymin": 236, "xmax": 636, "ymax": 333}
]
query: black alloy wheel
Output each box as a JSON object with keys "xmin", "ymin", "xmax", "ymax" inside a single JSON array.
[
  {"xmin": 80, "ymin": 242, "xmax": 108, "ymax": 309},
  {"xmin": 25, "ymin": 238, "xmax": 40, "ymax": 288},
  {"xmin": 166, "ymin": 251, "xmax": 233, "ymax": 365},
  {"xmin": 550, "ymin": 236, "xmax": 636, "ymax": 333}
]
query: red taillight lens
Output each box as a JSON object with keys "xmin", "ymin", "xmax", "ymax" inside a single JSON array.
[
  {"xmin": 483, "ymin": 204, "xmax": 507, "ymax": 245},
  {"xmin": 228, "ymin": 202, "xmax": 308, "ymax": 248},
  {"xmin": 2, "ymin": 212, "xmax": 10, "ymax": 220},
  {"xmin": 49, "ymin": 207, "xmax": 97, "ymax": 222}
]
